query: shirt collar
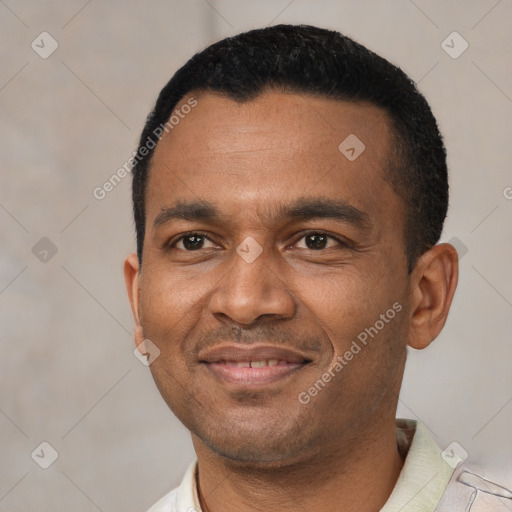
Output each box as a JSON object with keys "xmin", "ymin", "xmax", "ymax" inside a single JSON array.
[{"xmin": 380, "ymin": 419, "xmax": 455, "ymax": 512}]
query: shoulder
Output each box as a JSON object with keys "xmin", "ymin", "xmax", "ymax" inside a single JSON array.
[
  {"xmin": 145, "ymin": 488, "xmax": 179, "ymax": 512},
  {"xmin": 436, "ymin": 459, "xmax": 512, "ymax": 512},
  {"xmin": 145, "ymin": 460, "xmax": 198, "ymax": 512}
]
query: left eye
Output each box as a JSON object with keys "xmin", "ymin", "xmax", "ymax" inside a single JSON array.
[{"xmin": 294, "ymin": 232, "xmax": 342, "ymax": 250}]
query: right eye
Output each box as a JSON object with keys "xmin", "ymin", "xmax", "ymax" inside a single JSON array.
[{"xmin": 169, "ymin": 232, "xmax": 219, "ymax": 251}]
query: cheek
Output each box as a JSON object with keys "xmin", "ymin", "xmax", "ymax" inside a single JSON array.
[
  {"xmin": 140, "ymin": 263, "xmax": 209, "ymax": 327},
  {"xmin": 290, "ymin": 266, "xmax": 392, "ymax": 344},
  {"xmin": 139, "ymin": 270, "xmax": 202, "ymax": 412}
]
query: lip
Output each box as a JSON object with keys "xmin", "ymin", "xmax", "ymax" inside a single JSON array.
[{"xmin": 199, "ymin": 344, "xmax": 313, "ymax": 386}]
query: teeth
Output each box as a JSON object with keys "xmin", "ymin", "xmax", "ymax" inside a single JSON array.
[{"xmin": 223, "ymin": 359, "xmax": 290, "ymax": 367}]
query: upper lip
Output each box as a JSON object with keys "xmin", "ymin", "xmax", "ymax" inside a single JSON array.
[{"xmin": 198, "ymin": 344, "xmax": 313, "ymax": 364}]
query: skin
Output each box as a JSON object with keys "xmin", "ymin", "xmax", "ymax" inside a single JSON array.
[{"xmin": 124, "ymin": 90, "xmax": 458, "ymax": 512}]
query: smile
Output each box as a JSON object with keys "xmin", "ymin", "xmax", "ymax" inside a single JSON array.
[{"xmin": 199, "ymin": 345, "xmax": 312, "ymax": 386}]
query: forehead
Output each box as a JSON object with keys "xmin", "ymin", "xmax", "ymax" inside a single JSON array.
[
  {"xmin": 146, "ymin": 91, "xmax": 402, "ymax": 233},
  {"xmin": 154, "ymin": 91, "xmax": 392, "ymax": 163}
]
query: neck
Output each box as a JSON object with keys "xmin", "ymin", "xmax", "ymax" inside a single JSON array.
[{"xmin": 193, "ymin": 416, "xmax": 405, "ymax": 512}]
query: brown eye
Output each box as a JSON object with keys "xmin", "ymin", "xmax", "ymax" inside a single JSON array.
[
  {"xmin": 294, "ymin": 232, "xmax": 343, "ymax": 250},
  {"xmin": 305, "ymin": 233, "xmax": 328, "ymax": 249},
  {"xmin": 172, "ymin": 233, "xmax": 217, "ymax": 251}
]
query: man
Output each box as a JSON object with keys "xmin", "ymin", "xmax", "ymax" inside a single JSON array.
[{"xmin": 124, "ymin": 25, "xmax": 511, "ymax": 511}]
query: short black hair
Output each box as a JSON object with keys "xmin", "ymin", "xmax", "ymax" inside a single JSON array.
[{"xmin": 131, "ymin": 24, "xmax": 448, "ymax": 272}]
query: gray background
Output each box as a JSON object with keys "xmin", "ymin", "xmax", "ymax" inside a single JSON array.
[{"xmin": 1, "ymin": 1, "xmax": 511, "ymax": 510}]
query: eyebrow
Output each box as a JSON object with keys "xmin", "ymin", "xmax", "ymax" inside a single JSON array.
[{"xmin": 153, "ymin": 197, "xmax": 372, "ymax": 232}]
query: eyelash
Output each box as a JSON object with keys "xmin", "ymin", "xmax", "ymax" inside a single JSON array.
[{"xmin": 167, "ymin": 230, "xmax": 350, "ymax": 251}]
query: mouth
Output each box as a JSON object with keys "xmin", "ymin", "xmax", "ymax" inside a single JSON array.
[{"xmin": 198, "ymin": 345, "xmax": 313, "ymax": 386}]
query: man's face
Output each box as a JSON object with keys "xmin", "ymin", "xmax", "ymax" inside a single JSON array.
[{"xmin": 128, "ymin": 91, "xmax": 413, "ymax": 464}]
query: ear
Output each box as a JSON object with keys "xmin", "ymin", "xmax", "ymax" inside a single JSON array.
[
  {"xmin": 407, "ymin": 243, "xmax": 459, "ymax": 350},
  {"xmin": 124, "ymin": 253, "xmax": 145, "ymax": 350}
]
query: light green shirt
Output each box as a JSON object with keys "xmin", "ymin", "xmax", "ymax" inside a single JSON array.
[
  {"xmin": 381, "ymin": 419, "xmax": 454, "ymax": 511},
  {"xmin": 147, "ymin": 418, "xmax": 509, "ymax": 511}
]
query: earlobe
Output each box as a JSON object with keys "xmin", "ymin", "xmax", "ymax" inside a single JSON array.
[
  {"xmin": 407, "ymin": 243, "xmax": 459, "ymax": 350},
  {"xmin": 124, "ymin": 253, "xmax": 144, "ymax": 347}
]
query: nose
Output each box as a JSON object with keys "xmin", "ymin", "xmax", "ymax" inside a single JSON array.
[{"xmin": 208, "ymin": 243, "xmax": 296, "ymax": 326}]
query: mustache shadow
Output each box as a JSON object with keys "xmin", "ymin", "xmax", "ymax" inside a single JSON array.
[{"xmin": 193, "ymin": 324, "xmax": 323, "ymax": 354}]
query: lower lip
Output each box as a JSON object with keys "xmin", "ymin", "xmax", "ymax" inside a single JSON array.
[{"xmin": 203, "ymin": 362, "xmax": 306, "ymax": 385}]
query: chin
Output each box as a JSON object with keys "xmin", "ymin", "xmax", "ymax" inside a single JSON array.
[
  {"xmin": 202, "ymin": 437, "xmax": 304, "ymax": 466},
  {"xmin": 193, "ymin": 417, "xmax": 312, "ymax": 466}
]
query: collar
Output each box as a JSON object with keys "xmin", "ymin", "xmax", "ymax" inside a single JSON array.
[{"xmin": 380, "ymin": 419, "xmax": 455, "ymax": 511}]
